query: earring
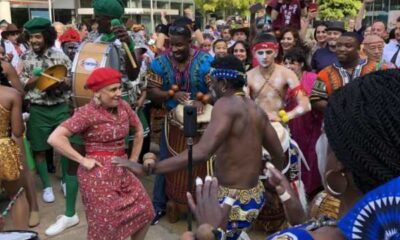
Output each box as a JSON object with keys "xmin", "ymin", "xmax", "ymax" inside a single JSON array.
[
  {"xmin": 325, "ymin": 170, "xmax": 348, "ymax": 196},
  {"xmin": 94, "ymin": 93, "xmax": 101, "ymax": 105}
]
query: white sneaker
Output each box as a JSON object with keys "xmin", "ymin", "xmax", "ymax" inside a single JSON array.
[
  {"xmin": 60, "ymin": 181, "xmax": 66, "ymax": 198},
  {"xmin": 45, "ymin": 214, "xmax": 79, "ymax": 236},
  {"xmin": 42, "ymin": 187, "xmax": 55, "ymax": 203}
]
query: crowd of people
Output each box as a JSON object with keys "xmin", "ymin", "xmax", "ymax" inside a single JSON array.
[{"xmin": 0, "ymin": 0, "xmax": 400, "ymax": 239}]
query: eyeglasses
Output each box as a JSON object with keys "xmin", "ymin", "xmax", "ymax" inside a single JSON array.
[{"xmin": 168, "ymin": 25, "xmax": 191, "ymax": 35}]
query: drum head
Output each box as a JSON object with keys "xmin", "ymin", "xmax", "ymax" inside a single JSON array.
[
  {"xmin": 36, "ymin": 64, "xmax": 67, "ymax": 91},
  {"xmin": 0, "ymin": 230, "xmax": 39, "ymax": 240}
]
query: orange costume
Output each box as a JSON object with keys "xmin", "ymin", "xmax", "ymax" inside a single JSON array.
[{"xmin": 310, "ymin": 59, "xmax": 384, "ymax": 102}]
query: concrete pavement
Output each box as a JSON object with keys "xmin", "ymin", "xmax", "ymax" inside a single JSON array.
[{"xmin": 3, "ymin": 172, "xmax": 266, "ymax": 239}]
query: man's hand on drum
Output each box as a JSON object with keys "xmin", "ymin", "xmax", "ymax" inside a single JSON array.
[
  {"xmin": 112, "ymin": 157, "xmax": 145, "ymax": 176},
  {"xmin": 81, "ymin": 157, "xmax": 104, "ymax": 170},
  {"xmin": 173, "ymin": 91, "xmax": 190, "ymax": 104},
  {"xmin": 112, "ymin": 26, "xmax": 131, "ymax": 44},
  {"xmin": 192, "ymin": 100, "xmax": 204, "ymax": 114},
  {"xmin": 267, "ymin": 112, "xmax": 281, "ymax": 122},
  {"xmin": 58, "ymin": 77, "xmax": 72, "ymax": 89}
]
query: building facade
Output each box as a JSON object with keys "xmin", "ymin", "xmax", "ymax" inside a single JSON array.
[{"xmin": 1, "ymin": 0, "xmax": 193, "ymax": 31}]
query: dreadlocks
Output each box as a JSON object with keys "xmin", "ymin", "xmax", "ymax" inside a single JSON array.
[{"xmin": 324, "ymin": 69, "xmax": 400, "ymax": 194}]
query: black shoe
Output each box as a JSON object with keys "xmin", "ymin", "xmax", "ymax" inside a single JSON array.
[{"xmin": 151, "ymin": 211, "xmax": 165, "ymax": 225}]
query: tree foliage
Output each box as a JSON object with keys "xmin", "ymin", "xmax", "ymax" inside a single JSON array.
[
  {"xmin": 317, "ymin": 0, "xmax": 362, "ymax": 20},
  {"xmin": 195, "ymin": 0, "xmax": 264, "ymax": 19}
]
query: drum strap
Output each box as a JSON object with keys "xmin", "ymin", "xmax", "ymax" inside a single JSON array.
[{"xmin": 164, "ymin": 116, "xmax": 214, "ymax": 176}]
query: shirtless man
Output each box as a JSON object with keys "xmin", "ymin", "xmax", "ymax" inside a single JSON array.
[
  {"xmin": 114, "ymin": 55, "xmax": 285, "ymax": 240},
  {"xmin": 246, "ymin": 33, "xmax": 310, "ymax": 124}
]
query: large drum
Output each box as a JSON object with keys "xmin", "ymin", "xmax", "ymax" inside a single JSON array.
[
  {"xmin": 309, "ymin": 191, "xmax": 341, "ymax": 220},
  {"xmin": 255, "ymin": 122, "xmax": 309, "ymax": 233},
  {"xmin": 164, "ymin": 103, "xmax": 212, "ymax": 223},
  {"xmin": 71, "ymin": 42, "xmax": 120, "ymax": 107}
]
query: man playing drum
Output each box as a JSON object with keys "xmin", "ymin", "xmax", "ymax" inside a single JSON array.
[
  {"xmin": 245, "ymin": 33, "xmax": 311, "ymax": 232},
  {"xmin": 246, "ymin": 33, "xmax": 310, "ymax": 124},
  {"xmin": 19, "ymin": 18, "xmax": 79, "ymax": 227},
  {"xmin": 146, "ymin": 21, "xmax": 213, "ymax": 224},
  {"xmin": 114, "ymin": 55, "xmax": 286, "ymax": 239},
  {"xmin": 87, "ymin": 0, "xmax": 150, "ymax": 152}
]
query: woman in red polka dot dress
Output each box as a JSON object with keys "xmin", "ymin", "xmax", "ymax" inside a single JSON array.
[{"xmin": 48, "ymin": 67, "xmax": 154, "ymax": 240}]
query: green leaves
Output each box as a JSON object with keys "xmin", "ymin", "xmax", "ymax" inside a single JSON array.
[
  {"xmin": 317, "ymin": 0, "xmax": 362, "ymax": 20},
  {"xmin": 195, "ymin": 0, "xmax": 264, "ymax": 17}
]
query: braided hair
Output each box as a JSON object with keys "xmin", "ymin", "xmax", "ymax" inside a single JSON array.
[{"xmin": 324, "ymin": 69, "xmax": 400, "ymax": 194}]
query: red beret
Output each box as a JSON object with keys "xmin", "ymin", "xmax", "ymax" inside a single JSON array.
[
  {"xmin": 85, "ymin": 67, "xmax": 122, "ymax": 92},
  {"xmin": 59, "ymin": 28, "xmax": 81, "ymax": 43}
]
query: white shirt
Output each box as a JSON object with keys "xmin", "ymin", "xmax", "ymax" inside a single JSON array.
[
  {"xmin": 3, "ymin": 40, "xmax": 27, "ymax": 69},
  {"xmin": 383, "ymin": 40, "xmax": 400, "ymax": 68}
]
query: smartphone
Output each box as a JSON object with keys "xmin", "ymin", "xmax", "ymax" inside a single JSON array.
[
  {"xmin": 308, "ymin": 3, "xmax": 318, "ymax": 12},
  {"xmin": 250, "ymin": 3, "xmax": 264, "ymax": 14}
]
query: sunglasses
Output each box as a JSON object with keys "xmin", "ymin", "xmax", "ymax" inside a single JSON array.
[{"xmin": 168, "ymin": 25, "xmax": 191, "ymax": 35}]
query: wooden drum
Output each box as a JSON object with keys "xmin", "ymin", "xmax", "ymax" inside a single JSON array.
[
  {"xmin": 255, "ymin": 122, "xmax": 290, "ymax": 233},
  {"xmin": 71, "ymin": 42, "xmax": 120, "ymax": 107},
  {"xmin": 309, "ymin": 191, "xmax": 341, "ymax": 220},
  {"xmin": 164, "ymin": 103, "xmax": 212, "ymax": 223}
]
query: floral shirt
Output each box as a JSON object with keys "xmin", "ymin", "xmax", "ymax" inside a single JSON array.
[{"xmin": 19, "ymin": 48, "xmax": 71, "ymax": 105}]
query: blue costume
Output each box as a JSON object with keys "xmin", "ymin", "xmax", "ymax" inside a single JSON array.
[{"xmin": 147, "ymin": 49, "xmax": 213, "ymax": 214}]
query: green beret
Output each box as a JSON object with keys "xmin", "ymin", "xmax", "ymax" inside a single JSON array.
[
  {"xmin": 23, "ymin": 17, "xmax": 51, "ymax": 34},
  {"xmin": 93, "ymin": 0, "xmax": 125, "ymax": 19}
]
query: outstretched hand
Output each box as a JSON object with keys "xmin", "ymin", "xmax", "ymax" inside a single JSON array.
[
  {"xmin": 112, "ymin": 157, "xmax": 145, "ymax": 176},
  {"xmin": 187, "ymin": 177, "xmax": 235, "ymax": 228},
  {"xmin": 265, "ymin": 162, "xmax": 292, "ymax": 195}
]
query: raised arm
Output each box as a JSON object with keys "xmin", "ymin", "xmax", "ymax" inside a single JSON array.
[
  {"xmin": 154, "ymin": 99, "xmax": 234, "ymax": 174},
  {"xmin": 355, "ymin": 0, "xmax": 373, "ymax": 31}
]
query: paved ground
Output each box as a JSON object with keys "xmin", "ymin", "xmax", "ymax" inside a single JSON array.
[{"xmin": 2, "ymin": 167, "xmax": 267, "ymax": 239}]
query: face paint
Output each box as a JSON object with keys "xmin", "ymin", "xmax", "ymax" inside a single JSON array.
[
  {"xmin": 255, "ymin": 48, "xmax": 275, "ymax": 67},
  {"xmin": 275, "ymin": 101, "xmax": 282, "ymax": 109}
]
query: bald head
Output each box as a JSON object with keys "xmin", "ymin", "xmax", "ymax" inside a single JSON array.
[
  {"xmin": 363, "ymin": 34, "xmax": 384, "ymax": 62},
  {"xmin": 371, "ymin": 21, "xmax": 387, "ymax": 39}
]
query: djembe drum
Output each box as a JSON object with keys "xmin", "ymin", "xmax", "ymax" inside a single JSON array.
[
  {"xmin": 309, "ymin": 191, "xmax": 341, "ymax": 220},
  {"xmin": 164, "ymin": 103, "xmax": 213, "ymax": 223},
  {"xmin": 254, "ymin": 122, "xmax": 291, "ymax": 233}
]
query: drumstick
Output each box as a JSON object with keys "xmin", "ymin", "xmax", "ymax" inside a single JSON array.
[
  {"xmin": 111, "ymin": 19, "xmax": 138, "ymax": 69},
  {"xmin": 41, "ymin": 73, "xmax": 62, "ymax": 82},
  {"xmin": 1, "ymin": 187, "xmax": 24, "ymax": 217}
]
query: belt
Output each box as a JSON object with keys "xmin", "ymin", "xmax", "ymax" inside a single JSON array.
[{"xmin": 86, "ymin": 150, "xmax": 125, "ymax": 156}]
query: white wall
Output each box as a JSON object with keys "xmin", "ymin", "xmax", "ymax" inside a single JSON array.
[
  {"xmin": 52, "ymin": 0, "xmax": 74, "ymax": 9},
  {"xmin": 0, "ymin": 0, "xmax": 12, "ymax": 22}
]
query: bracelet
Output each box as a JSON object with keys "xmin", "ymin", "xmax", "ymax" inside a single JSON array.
[
  {"xmin": 279, "ymin": 190, "xmax": 291, "ymax": 202},
  {"xmin": 222, "ymin": 197, "xmax": 235, "ymax": 206},
  {"xmin": 212, "ymin": 228, "xmax": 226, "ymax": 240}
]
